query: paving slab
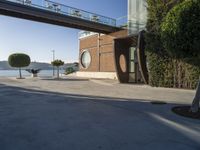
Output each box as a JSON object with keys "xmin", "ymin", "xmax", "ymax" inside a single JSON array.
[
  {"xmin": 0, "ymin": 77, "xmax": 199, "ymax": 150},
  {"xmin": 0, "ymin": 76, "xmax": 195, "ymax": 104}
]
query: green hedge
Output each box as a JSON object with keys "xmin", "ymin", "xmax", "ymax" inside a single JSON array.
[
  {"xmin": 145, "ymin": 0, "xmax": 200, "ymax": 89},
  {"xmin": 161, "ymin": 0, "xmax": 200, "ymax": 62}
]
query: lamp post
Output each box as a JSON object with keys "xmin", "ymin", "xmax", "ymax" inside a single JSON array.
[{"xmin": 51, "ymin": 50, "xmax": 55, "ymax": 76}]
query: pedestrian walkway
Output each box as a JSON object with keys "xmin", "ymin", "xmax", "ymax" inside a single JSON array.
[
  {"xmin": 0, "ymin": 79, "xmax": 199, "ymax": 150},
  {"xmin": 0, "ymin": 76, "xmax": 195, "ymax": 104}
]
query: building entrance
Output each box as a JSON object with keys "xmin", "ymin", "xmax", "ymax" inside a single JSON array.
[
  {"xmin": 114, "ymin": 31, "xmax": 148, "ymax": 84},
  {"xmin": 129, "ymin": 47, "xmax": 142, "ymax": 83}
]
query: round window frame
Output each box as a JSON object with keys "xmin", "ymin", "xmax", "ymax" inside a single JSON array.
[{"xmin": 80, "ymin": 50, "xmax": 92, "ymax": 69}]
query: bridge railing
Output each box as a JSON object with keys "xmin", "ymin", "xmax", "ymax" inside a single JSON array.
[{"xmin": 5, "ymin": 0, "xmax": 117, "ymax": 27}]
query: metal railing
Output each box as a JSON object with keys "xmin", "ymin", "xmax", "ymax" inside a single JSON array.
[
  {"xmin": 5, "ymin": 0, "xmax": 117, "ymax": 27},
  {"xmin": 78, "ymin": 31, "xmax": 98, "ymax": 39}
]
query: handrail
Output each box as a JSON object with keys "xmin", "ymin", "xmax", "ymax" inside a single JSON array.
[{"xmin": 5, "ymin": 0, "xmax": 117, "ymax": 27}]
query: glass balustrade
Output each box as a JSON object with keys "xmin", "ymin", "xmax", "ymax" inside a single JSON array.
[
  {"xmin": 5, "ymin": 0, "xmax": 117, "ymax": 27},
  {"xmin": 128, "ymin": 0, "xmax": 147, "ymax": 35}
]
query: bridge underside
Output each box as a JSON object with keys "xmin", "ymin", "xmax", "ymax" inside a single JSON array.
[{"xmin": 0, "ymin": 0, "xmax": 121, "ymax": 34}]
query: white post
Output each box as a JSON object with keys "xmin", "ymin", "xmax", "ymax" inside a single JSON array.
[
  {"xmin": 57, "ymin": 67, "xmax": 59, "ymax": 79},
  {"xmin": 19, "ymin": 67, "xmax": 22, "ymax": 79},
  {"xmin": 52, "ymin": 50, "xmax": 55, "ymax": 77},
  {"xmin": 191, "ymin": 80, "xmax": 200, "ymax": 113}
]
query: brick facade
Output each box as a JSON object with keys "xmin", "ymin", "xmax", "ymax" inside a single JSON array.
[{"xmin": 79, "ymin": 30, "xmax": 127, "ymax": 72}]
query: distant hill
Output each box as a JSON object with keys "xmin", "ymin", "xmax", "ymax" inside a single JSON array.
[
  {"xmin": 0, "ymin": 61, "xmax": 79, "ymax": 71},
  {"xmin": 0, "ymin": 61, "xmax": 12, "ymax": 70},
  {"xmin": 27, "ymin": 62, "xmax": 53, "ymax": 70}
]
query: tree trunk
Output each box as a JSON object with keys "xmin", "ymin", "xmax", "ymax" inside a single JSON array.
[
  {"xmin": 191, "ymin": 80, "xmax": 200, "ymax": 113},
  {"xmin": 178, "ymin": 61, "xmax": 182, "ymax": 88},
  {"xmin": 57, "ymin": 67, "xmax": 59, "ymax": 79},
  {"xmin": 19, "ymin": 67, "xmax": 22, "ymax": 79},
  {"xmin": 173, "ymin": 59, "xmax": 177, "ymax": 88}
]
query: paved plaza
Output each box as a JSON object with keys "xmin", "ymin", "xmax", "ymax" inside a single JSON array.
[{"xmin": 0, "ymin": 76, "xmax": 199, "ymax": 150}]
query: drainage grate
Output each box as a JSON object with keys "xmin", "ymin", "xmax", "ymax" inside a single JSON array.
[{"xmin": 151, "ymin": 101, "xmax": 167, "ymax": 105}]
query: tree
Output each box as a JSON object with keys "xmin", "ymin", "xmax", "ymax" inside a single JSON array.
[
  {"xmin": 8, "ymin": 53, "xmax": 31, "ymax": 79},
  {"xmin": 51, "ymin": 60, "xmax": 64, "ymax": 79},
  {"xmin": 145, "ymin": 0, "xmax": 186, "ymax": 88},
  {"xmin": 191, "ymin": 80, "xmax": 200, "ymax": 113},
  {"xmin": 161, "ymin": 0, "xmax": 200, "ymax": 112},
  {"xmin": 161, "ymin": 0, "xmax": 200, "ymax": 64}
]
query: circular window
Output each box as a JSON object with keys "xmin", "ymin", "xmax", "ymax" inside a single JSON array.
[{"xmin": 81, "ymin": 50, "xmax": 91, "ymax": 69}]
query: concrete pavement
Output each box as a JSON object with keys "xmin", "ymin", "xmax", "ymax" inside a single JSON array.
[
  {"xmin": 0, "ymin": 77, "xmax": 199, "ymax": 150},
  {"xmin": 0, "ymin": 76, "xmax": 196, "ymax": 104}
]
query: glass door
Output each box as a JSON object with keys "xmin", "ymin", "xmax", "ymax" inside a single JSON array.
[{"xmin": 129, "ymin": 47, "xmax": 136, "ymax": 82}]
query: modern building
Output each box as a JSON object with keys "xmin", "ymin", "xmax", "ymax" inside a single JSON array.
[
  {"xmin": 0, "ymin": 0, "xmax": 148, "ymax": 84},
  {"xmin": 77, "ymin": 0, "xmax": 148, "ymax": 84}
]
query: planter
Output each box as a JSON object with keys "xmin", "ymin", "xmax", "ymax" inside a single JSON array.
[{"xmin": 31, "ymin": 73, "xmax": 38, "ymax": 77}]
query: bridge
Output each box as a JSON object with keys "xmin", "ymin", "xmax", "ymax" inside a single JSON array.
[{"xmin": 0, "ymin": 0, "xmax": 121, "ymax": 34}]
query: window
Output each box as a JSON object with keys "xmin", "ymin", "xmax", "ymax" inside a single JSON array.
[
  {"xmin": 81, "ymin": 50, "xmax": 91, "ymax": 69},
  {"xmin": 129, "ymin": 47, "xmax": 136, "ymax": 82},
  {"xmin": 129, "ymin": 47, "xmax": 136, "ymax": 73}
]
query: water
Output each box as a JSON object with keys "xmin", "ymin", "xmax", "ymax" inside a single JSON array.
[{"xmin": 0, "ymin": 70, "xmax": 65, "ymax": 77}]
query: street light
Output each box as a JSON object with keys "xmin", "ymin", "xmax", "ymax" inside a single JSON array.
[{"xmin": 51, "ymin": 50, "xmax": 55, "ymax": 76}]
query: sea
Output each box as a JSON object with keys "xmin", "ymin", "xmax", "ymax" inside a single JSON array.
[{"xmin": 0, "ymin": 70, "xmax": 65, "ymax": 77}]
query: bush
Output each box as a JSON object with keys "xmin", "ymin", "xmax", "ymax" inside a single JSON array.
[
  {"xmin": 65, "ymin": 67, "xmax": 75, "ymax": 75},
  {"xmin": 145, "ymin": 0, "xmax": 199, "ymax": 89},
  {"xmin": 8, "ymin": 53, "xmax": 30, "ymax": 68},
  {"xmin": 8, "ymin": 53, "xmax": 31, "ymax": 78},
  {"xmin": 161, "ymin": 0, "xmax": 200, "ymax": 63}
]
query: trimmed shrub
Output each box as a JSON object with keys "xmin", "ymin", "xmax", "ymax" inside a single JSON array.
[
  {"xmin": 8, "ymin": 53, "xmax": 31, "ymax": 78},
  {"xmin": 161, "ymin": 0, "xmax": 200, "ymax": 63},
  {"xmin": 8, "ymin": 53, "xmax": 30, "ymax": 68},
  {"xmin": 145, "ymin": 0, "xmax": 199, "ymax": 89}
]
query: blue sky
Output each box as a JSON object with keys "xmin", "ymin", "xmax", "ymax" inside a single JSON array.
[{"xmin": 0, "ymin": 0, "xmax": 127, "ymax": 63}]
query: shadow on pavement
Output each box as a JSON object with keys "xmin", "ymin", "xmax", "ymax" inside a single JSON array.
[
  {"xmin": 0, "ymin": 83, "xmax": 199, "ymax": 150},
  {"xmin": 41, "ymin": 78, "xmax": 89, "ymax": 82}
]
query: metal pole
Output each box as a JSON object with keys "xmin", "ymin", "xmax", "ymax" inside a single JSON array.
[{"xmin": 52, "ymin": 50, "xmax": 55, "ymax": 76}]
